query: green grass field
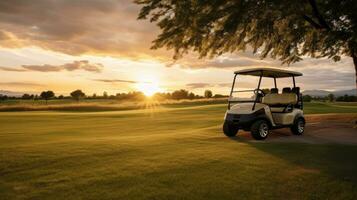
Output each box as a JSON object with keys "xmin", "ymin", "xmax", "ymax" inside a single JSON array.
[
  {"xmin": 1, "ymin": 99, "xmax": 357, "ymax": 113},
  {"xmin": 1, "ymin": 102, "xmax": 357, "ymax": 199}
]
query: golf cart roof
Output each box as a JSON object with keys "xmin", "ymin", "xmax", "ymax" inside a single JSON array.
[{"xmin": 234, "ymin": 67, "xmax": 302, "ymax": 78}]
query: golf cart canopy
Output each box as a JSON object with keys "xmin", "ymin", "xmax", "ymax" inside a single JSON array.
[{"xmin": 234, "ymin": 68, "xmax": 302, "ymax": 78}]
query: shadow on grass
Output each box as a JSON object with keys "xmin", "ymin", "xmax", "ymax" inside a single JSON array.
[{"xmin": 228, "ymin": 134, "xmax": 357, "ymax": 183}]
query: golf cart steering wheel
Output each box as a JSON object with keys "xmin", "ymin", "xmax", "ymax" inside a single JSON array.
[{"xmin": 254, "ymin": 89, "xmax": 265, "ymax": 97}]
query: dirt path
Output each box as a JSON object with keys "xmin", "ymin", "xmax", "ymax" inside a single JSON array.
[{"xmin": 238, "ymin": 114, "xmax": 357, "ymax": 144}]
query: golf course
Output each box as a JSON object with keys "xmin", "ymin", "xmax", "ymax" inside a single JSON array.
[
  {"xmin": 1, "ymin": 101, "xmax": 357, "ymax": 199},
  {"xmin": 2, "ymin": 0, "xmax": 357, "ymax": 199}
]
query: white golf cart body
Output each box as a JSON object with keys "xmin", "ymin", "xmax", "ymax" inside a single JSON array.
[{"xmin": 223, "ymin": 68, "xmax": 305, "ymax": 139}]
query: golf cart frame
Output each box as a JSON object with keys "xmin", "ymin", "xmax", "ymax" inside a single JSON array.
[
  {"xmin": 223, "ymin": 68, "xmax": 305, "ymax": 140},
  {"xmin": 228, "ymin": 69, "xmax": 303, "ymax": 110}
]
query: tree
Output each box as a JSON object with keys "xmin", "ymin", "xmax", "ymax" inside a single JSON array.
[
  {"xmin": 0, "ymin": 94, "xmax": 8, "ymax": 101},
  {"xmin": 327, "ymin": 93, "xmax": 335, "ymax": 102},
  {"xmin": 188, "ymin": 92, "xmax": 195, "ymax": 99},
  {"xmin": 70, "ymin": 90, "xmax": 86, "ymax": 101},
  {"xmin": 302, "ymin": 95, "xmax": 312, "ymax": 102},
  {"xmin": 213, "ymin": 94, "xmax": 228, "ymax": 98},
  {"xmin": 136, "ymin": 0, "xmax": 357, "ymax": 89},
  {"xmin": 204, "ymin": 90, "xmax": 213, "ymax": 98},
  {"xmin": 22, "ymin": 94, "xmax": 32, "ymax": 100},
  {"xmin": 336, "ymin": 94, "xmax": 357, "ymax": 102},
  {"xmin": 172, "ymin": 89, "xmax": 189, "ymax": 100},
  {"xmin": 103, "ymin": 91, "xmax": 108, "ymax": 99},
  {"xmin": 153, "ymin": 92, "xmax": 172, "ymax": 100},
  {"xmin": 40, "ymin": 91, "xmax": 55, "ymax": 104}
]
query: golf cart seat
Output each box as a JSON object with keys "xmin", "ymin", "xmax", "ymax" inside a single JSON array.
[
  {"xmin": 292, "ymin": 87, "xmax": 300, "ymax": 94},
  {"xmin": 270, "ymin": 88, "xmax": 279, "ymax": 93},
  {"xmin": 282, "ymin": 87, "xmax": 291, "ymax": 93},
  {"xmin": 262, "ymin": 93, "xmax": 297, "ymax": 112}
]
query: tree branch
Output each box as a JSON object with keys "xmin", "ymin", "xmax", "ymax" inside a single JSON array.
[
  {"xmin": 303, "ymin": 15, "xmax": 323, "ymax": 29},
  {"xmin": 307, "ymin": 0, "xmax": 331, "ymax": 30}
]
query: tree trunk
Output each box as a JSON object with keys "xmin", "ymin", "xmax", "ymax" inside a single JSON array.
[{"xmin": 353, "ymin": 54, "xmax": 357, "ymax": 91}]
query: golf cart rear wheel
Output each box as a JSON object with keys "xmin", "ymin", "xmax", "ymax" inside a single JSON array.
[
  {"xmin": 223, "ymin": 121, "xmax": 238, "ymax": 137},
  {"xmin": 291, "ymin": 117, "xmax": 305, "ymax": 135},
  {"xmin": 251, "ymin": 120, "xmax": 269, "ymax": 140}
]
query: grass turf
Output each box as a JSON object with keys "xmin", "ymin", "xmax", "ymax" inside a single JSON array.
[
  {"xmin": 0, "ymin": 103, "xmax": 357, "ymax": 199},
  {"xmin": 1, "ymin": 99, "xmax": 357, "ymax": 113}
]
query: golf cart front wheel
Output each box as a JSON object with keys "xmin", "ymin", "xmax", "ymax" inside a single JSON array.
[
  {"xmin": 223, "ymin": 121, "xmax": 238, "ymax": 137},
  {"xmin": 291, "ymin": 117, "xmax": 305, "ymax": 135},
  {"xmin": 251, "ymin": 120, "xmax": 269, "ymax": 140}
]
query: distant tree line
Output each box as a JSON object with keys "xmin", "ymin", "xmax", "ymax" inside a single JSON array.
[
  {"xmin": 154, "ymin": 89, "xmax": 226, "ymax": 100},
  {"xmin": 0, "ymin": 89, "xmax": 228, "ymax": 102},
  {"xmin": 2, "ymin": 90, "xmax": 355, "ymax": 103},
  {"xmin": 303, "ymin": 94, "xmax": 357, "ymax": 102}
]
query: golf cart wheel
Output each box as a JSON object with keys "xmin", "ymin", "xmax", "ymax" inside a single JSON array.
[
  {"xmin": 223, "ymin": 121, "xmax": 238, "ymax": 137},
  {"xmin": 251, "ymin": 120, "xmax": 269, "ymax": 140},
  {"xmin": 291, "ymin": 117, "xmax": 305, "ymax": 135}
]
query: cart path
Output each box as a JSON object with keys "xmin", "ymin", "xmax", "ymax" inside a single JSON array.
[{"xmin": 237, "ymin": 113, "xmax": 357, "ymax": 144}]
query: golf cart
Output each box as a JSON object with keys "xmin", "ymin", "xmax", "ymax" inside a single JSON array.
[{"xmin": 223, "ymin": 68, "xmax": 305, "ymax": 140}]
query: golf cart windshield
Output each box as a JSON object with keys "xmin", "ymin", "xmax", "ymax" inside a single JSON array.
[
  {"xmin": 228, "ymin": 68, "xmax": 303, "ymax": 110},
  {"xmin": 229, "ymin": 76, "xmax": 261, "ymax": 102}
]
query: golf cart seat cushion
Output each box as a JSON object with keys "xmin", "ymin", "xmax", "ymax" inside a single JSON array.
[
  {"xmin": 282, "ymin": 87, "xmax": 291, "ymax": 93},
  {"xmin": 262, "ymin": 93, "xmax": 297, "ymax": 105},
  {"xmin": 292, "ymin": 87, "xmax": 300, "ymax": 94},
  {"xmin": 270, "ymin": 88, "xmax": 278, "ymax": 94}
]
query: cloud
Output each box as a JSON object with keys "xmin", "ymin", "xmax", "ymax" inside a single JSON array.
[
  {"xmin": 0, "ymin": 82, "xmax": 44, "ymax": 87},
  {"xmin": 217, "ymin": 83, "xmax": 233, "ymax": 87},
  {"xmin": 297, "ymin": 68, "xmax": 355, "ymax": 90},
  {"xmin": 177, "ymin": 54, "xmax": 274, "ymax": 69},
  {"xmin": 0, "ymin": 66, "xmax": 26, "ymax": 71},
  {"xmin": 0, "ymin": 60, "xmax": 103, "ymax": 73},
  {"xmin": 186, "ymin": 83, "xmax": 213, "ymax": 89},
  {"xmin": 0, "ymin": 0, "xmax": 354, "ymax": 91},
  {"xmin": 186, "ymin": 82, "xmax": 242, "ymax": 89},
  {"xmin": 92, "ymin": 79, "xmax": 150, "ymax": 84},
  {"xmin": 0, "ymin": 1, "xmax": 354, "ymax": 69},
  {"xmin": 0, "ymin": 0, "xmax": 163, "ymax": 59}
]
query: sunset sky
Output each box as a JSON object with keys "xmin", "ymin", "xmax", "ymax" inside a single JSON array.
[{"xmin": 0, "ymin": 0, "xmax": 355, "ymax": 96}]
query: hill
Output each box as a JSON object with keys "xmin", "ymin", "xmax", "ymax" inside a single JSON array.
[
  {"xmin": 0, "ymin": 90, "xmax": 25, "ymax": 97},
  {"xmin": 303, "ymin": 89, "xmax": 356, "ymax": 97}
]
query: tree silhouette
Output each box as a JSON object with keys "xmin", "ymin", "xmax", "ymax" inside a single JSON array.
[
  {"xmin": 204, "ymin": 90, "xmax": 213, "ymax": 98},
  {"xmin": 172, "ymin": 89, "xmax": 189, "ymax": 100},
  {"xmin": 0, "ymin": 94, "xmax": 8, "ymax": 101},
  {"xmin": 70, "ymin": 90, "xmax": 86, "ymax": 102},
  {"xmin": 302, "ymin": 95, "xmax": 312, "ymax": 102},
  {"xmin": 136, "ymin": 0, "xmax": 357, "ymax": 89},
  {"xmin": 103, "ymin": 91, "xmax": 108, "ymax": 99},
  {"xmin": 327, "ymin": 93, "xmax": 335, "ymax": 102},
  {"xmin": 40, "ymin": 91, "xmax": 55, "ymax": 104},
  {"xmin": 188, "ymin": 92, "xmax": 195, "ymax": 99},
  {"xmin": 22, "ymin": 94, "xmax": 32, "ymax": 100}
]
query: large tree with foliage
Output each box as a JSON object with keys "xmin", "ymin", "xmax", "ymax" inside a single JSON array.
[
  {"xmin": 136, "ymin": 0, "xmax": 357, "ymax": 89},
  {"xmin": 40, "ymin": 91, "xmax": 55, "ymax": 104},
  {"xmin": 204, "ymin": 90, "xmax": 213, "ymax": 98},
  {"xmin": 70, "ymin": 89, "xmax": 86, "ymax": 102}
]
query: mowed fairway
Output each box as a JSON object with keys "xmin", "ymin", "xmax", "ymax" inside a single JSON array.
[{"xmin": 1, "ymin": 103, "xmax": 357, "ymax": 199}]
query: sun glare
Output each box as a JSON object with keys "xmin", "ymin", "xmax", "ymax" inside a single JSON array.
[{"xmin": 136, "ymin": 82, "xmax": 162, "ymax": 97}]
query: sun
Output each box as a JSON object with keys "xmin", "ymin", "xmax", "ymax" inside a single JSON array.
[{"xmin": 136, "ymin": 82, "xmax": 162, "ymax": 97}]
